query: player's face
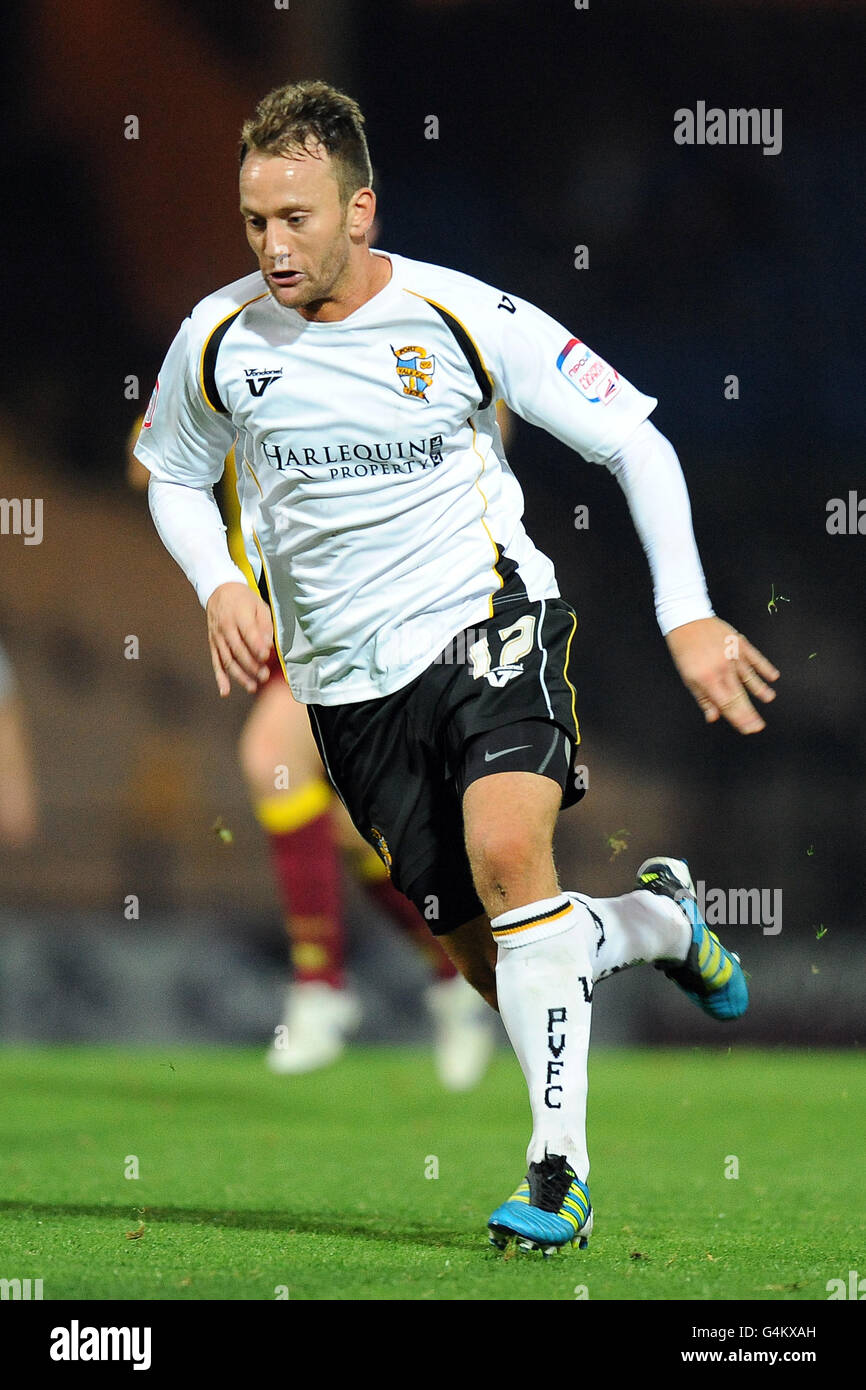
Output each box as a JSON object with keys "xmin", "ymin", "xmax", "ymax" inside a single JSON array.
[{"xmin": 240, "ymin": 148, "xmax": 359, "ymax": 315}]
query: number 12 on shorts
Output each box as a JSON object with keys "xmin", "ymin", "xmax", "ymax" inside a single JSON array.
[{"xmin": 469, "ymin": 615, "xmax": 536, "ymax": 687}]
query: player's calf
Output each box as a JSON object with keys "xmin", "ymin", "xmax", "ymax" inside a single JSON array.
[{"xmin": 437, "ymin": 914, "xmax": 498, "ymax": 1010}]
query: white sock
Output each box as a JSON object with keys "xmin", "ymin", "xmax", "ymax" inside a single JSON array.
[
  {"xmin": 492, "ymin": 894, "xmax": 593, "ymax": 1182},
  {"xmin": 566, "ymin": 890, "xmax": 691, "ymax": 983}
]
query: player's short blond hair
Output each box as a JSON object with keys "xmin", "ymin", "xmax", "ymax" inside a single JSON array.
[{"xmin": 239, "ymin": 80, "xmax": 373, "ymax": 208}]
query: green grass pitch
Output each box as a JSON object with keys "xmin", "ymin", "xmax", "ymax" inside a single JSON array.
[{"xmin": 0, "ymin": 1046, "xmax": 861, "ymax": 1301}]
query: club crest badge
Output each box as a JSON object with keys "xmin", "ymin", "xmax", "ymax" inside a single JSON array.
[{"xmin": 391, "ymin": 344, "xmax": 435, "ymax": 401}]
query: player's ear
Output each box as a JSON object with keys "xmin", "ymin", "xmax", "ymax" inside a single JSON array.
[{"xmin": 347, "ymin": 187, "xmax": 376, "ymax": 239}]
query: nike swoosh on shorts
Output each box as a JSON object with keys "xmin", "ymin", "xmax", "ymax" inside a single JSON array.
[{"xmin": 484, "ymin": 745, "xmax": 532, "ymax": 763}]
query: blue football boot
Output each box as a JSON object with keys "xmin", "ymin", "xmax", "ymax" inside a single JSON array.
[
  {"xmin": 636, "ymin": 856, "xmax": 749, "ymax": 1021},
  {"xmin": 488, "ymin": 1153, "xmax": 592, "ymax": 1256}
]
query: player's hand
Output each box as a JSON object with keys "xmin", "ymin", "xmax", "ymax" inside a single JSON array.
[
  {"xmin": 664, "ymin": 616, "xmax": 779, "ymax": 734},
  {"xmin": 206, "ymin": 582, "xmax": 273, "ymax": 697}
]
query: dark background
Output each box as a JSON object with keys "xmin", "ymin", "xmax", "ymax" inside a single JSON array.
[{"xmin": 0, "ymin": 0, "xmax": 862, "ymax": 1041}]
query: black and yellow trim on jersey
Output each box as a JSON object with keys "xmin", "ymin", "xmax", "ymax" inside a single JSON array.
[
  {"xmin": 242, "ymin": 458, "xmax": 267, "ymax": 604},
  {"xmin": 199, "ymin": 294, "xmax": 269, "ymax": 413},
  {"xmin": 215, "ymin": 450, "xmax": 259, "ymax": 591},
  {"xmin": 233, "ymin": 449, "xmax": 291, "ymax": 689},
  {"xmin": 562, "ymin": 608, "xmax": 580, "ymax": 745},
  {"xmin": 466, "ymin": 419, "xmax": 503, "ymax": 615},
  {"xmin": 251, "ymin": 529, "xmax": 291, "ymax": 688},
  {"xmin": 237, "ymin": 456, "xmax": 279, "ymax": 622},
  {"xmin": 491, "ymin": 899, "xmax": 575, "ymax": 940},
  {"xmin": 402, "ymin": 289, "xmax": 495, "ymax": 410}
]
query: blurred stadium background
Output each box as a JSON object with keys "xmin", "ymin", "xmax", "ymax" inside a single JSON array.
[{"xmin": 1, "ymin": 0, "xmax": 863, "ymax": 1052}]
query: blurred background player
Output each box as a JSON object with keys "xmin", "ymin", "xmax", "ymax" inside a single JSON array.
[
  {"xmin": 127, "ymin": 434, "xmax": 498, "ymax": 1087},
  {"xmin": 0, "ymin": 638, "xmax": 39, "ymax": 851}
]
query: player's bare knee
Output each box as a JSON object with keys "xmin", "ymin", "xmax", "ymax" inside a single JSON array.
[
  {"xmin": 467, "ymin": 827, "xmax": 549, "ymax": 902},
  {"xmin": 467, "ymin": 823, "xmax": 537, "ymax": 872}
]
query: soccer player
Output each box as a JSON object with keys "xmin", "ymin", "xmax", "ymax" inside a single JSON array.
[
  {"xmin": 139, "ymin": 80, "xmax": 779, "ymax": 1254},
  {"xmin": 128, "ymin": 436, "xmax": 496, "ymax": 1086}
]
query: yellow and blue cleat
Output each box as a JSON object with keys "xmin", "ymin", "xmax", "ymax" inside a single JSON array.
[
  {"xmin": 636, "ymin": 856, "xmax": 749, "ymax": 1021},
  {"xmin": 488, "ymin": 1154, "xmax": 592, "ymax": 1256}
]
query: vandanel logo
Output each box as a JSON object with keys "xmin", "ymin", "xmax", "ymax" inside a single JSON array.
[
  {"xmin": 245, "ymin": 367, "xmax": 284, "ymax": 397},
  {"xmin": 391, "ymin": 344, "xmax": 435, "ymax": 401}
]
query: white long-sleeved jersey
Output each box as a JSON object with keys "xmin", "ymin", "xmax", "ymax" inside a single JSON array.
[{"xmin": 138, "ymin": 250, "xmax": 711, "ymax": 704}]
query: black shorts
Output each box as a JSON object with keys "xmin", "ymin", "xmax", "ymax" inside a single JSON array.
[{"xmin": 308, "ymin": 581, "xmax": 585, "ymax": 935}]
